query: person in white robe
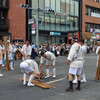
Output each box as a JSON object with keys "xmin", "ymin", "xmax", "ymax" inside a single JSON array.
[
  {"xmin": 20, "ymin": 59, "xmax": 41, "ymax": 86},
  {"xmin": 66, "ymin": 37, "xmax": 83, "ymax": 92},
  {"xmin": 39, "ymin": 51, "xmax": 56, "ymax": 78}
]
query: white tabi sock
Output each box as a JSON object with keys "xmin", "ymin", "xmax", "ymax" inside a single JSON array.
[
  {"xmin": 73, "ymin": 75, "xmax": 77, "ymax": 83},
  {"xmin": 0, "ymin": 70, "xmax": 3, "ymax": 76},
  {"xmin": 46, "ymin": 69, "xmax": 50, "ymax": 77},
  {"xmin": 52, "ymin": 68, "xmax": 56, "ymax": 77},
  {"xmin": 23, "ymin": 73, "xmax": 27, "ymax": 85},
  {"xmin": 81, "ymin": 74, "xmax": 86, "ymax": 81},
  {"xmin": 27, "ymin": 74, "xmax": 34, "ymax": 86},
  {"xmin": 10, "ymin": 62, "xmax": 14, "ymax": 70}
]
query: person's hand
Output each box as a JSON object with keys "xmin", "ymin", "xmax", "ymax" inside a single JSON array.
[
  {"xmin": 67, "ymin": 60, "xmax": 70, "ymax": 65},
  {"xmin": 38, "ymin": 79, "xmax": 44, "ymax": 82}
]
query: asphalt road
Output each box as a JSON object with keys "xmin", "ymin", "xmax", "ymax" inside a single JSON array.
[{"xmin": 0, "ymin": 53, "xmax": 100, "ymax": 100}]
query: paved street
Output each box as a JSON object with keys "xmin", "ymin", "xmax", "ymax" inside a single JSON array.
[{"xmin": 0, "ymin": 53, "xmax": 100, "ymax": 100}]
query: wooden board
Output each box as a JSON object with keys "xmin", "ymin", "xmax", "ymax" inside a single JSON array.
[{"xmin": 19, "ymin": 78, "xmax": 56, "ymax": 89}]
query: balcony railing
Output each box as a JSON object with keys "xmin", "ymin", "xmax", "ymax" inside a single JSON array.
[
  {"xmin": 0, "ymin": 0, "xmax": 9, "ymax": 8},
  {"xmin": 0, "ymin": 18, "xmax": 10, "ymax": 30}
]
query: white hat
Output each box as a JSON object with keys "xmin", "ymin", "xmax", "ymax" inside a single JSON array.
[{"xmin": 7, "ymin": 40, "xmax": 10, "ymax": 42}]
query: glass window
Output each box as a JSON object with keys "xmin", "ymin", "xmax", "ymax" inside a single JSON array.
[
  {"xmin": 32, "ymin": 0, "xmax": 37, "ymax": 9},
  {"xmin": 51, "ymin": 0, "xmax": 56, "ymax": 11},
  {"xmin": 61, "ymin": 16, "xmax": 66, "ymax": 31},
  {"xmin": 75, "ymin": 1, "xmax": 79, "ymax": 16},
  {"xmin": 56, "ymin": 15, "xmax": 60, "ymax": 31},
  {"xmin": 70, "ymin": 17, "xmax": 75, "ymax": 31},
  {"xmin": 45, "ymin": 14, "xmax": 50, "ymax": 30},
  {"xmin": 66, "ymin": 0, "xmax": 70, "ymax": 15},
  {"xmin": 56, "ymin": 0, "xmax": 60, "ymax": 12},
  {"xmin": 50, "ymin": 14, "xmax": 56, "ymax": 30},
  {"xmin": 39, "ymin": 0, "xmax": 44, "ymax": 10},
  {"xmin": 45, "ymin": 0, "xmax": 50, "ymax": 8},
  {"xmin": 75, "ymin": 18, "xmax": 78, "ymax": 30},
  {"xmin": 66, "ymin": 16, "xmax": 70, "ymax": 31},
  {"xmin": 70, "ymin": 0, "xmax": 75, "ymax": 16},
  {"xmin": 61, "ymin": 0, "xmax": 66, "ymax": 13}
]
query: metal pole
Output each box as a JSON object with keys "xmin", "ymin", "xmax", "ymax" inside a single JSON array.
[
  {"xmin": 36, "ymin": 0, "xmax": 39, "ymax": 47},
  {"xmin": 28, "ymin": 0, "xmax": 30, "ymax": 42}
]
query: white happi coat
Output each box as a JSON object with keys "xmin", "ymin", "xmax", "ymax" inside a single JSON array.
[
  {"xmin": 96, "ymin": 46, "xmax": 100, "ymax": 66},
  {"xmin": 21, "ymin": 44, "xmax": 32, "ymax": 58},
  {"xmin": 67, "ymin": 43, "xmax": 83, "ymax": 68},
  {"xmin": 23, "ymin": 60, "xmax": 39, "ymax": 74},
  {"xmin": 79, "ymin": 45, "xmax": 87, "ymax": 63},
  {"xmin": 40, "ymin": 51, "xmax": 56, "ymax": 64}
]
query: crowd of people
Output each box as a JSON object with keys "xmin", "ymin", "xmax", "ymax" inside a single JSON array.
[{"xmin": 0, "ymin": 38, "xmax": 100, "ymax": 91}]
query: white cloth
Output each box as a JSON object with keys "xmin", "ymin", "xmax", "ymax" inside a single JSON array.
[
  {"xmin": 20, "ymin": 60, "xmax": 39, "ymax": 74},
  {"xmin": 96, "ymin": 46, "xmax": 100, "ymax": 66},
  {"xmin": 5, "ymin": 44, "xmax": 13, "ymax": 60},
  {"xmin": 46, "ymin": 59, "xmax": 55, "ymax": 66},
  {"xmin": 21, "ymin": 44, "xmax": 32, "ymax": 58},
  {"xmin": 67, "ymin": 43, "xmax": 83, "ymax": 68},
  {"xmin": 0, "ymin": 59, "xmax": 2, "ymax": 65},
  {"xmin": 40, "ymin": 51, "xmax": 56, "ymax": 64},
  {"xmin": 69, "ymin": 67, "xmax": 82, "ymax": 75},
  {"xmin": 79, "ymin": 45, "xmax": 87, "ymax": 63}
]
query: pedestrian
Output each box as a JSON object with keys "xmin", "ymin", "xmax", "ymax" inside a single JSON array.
[
  {"xmin": 0, "ymin": 40, "xmax": 4, "ymax": 76},
  {"xmin": 39, "ymin": 51, "xmax": 56, "ymax": 78},
  {"xmin": 73, "ymin": 39, "xmax": 87, "ymax": 83},
  {"xmin": 96, "ymin": 40, "xmax": 100, "ymax": 66},
  {"xmin": 6, "ymin": 40, "xmax": 14, "ymax": 70},
  {"xmin": 21, "ymin": 41, "xmax": 32, "ymax": 61},
  {"xmin": 20, "ymin": 59, "xmax": 41, "ymax": 86},
  {"xmin": 66, "ymin": 37, "xmax": 83, "ymax": 92}
]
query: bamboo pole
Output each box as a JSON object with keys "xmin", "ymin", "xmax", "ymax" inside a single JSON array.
[
  {"xmin": 2, "ymin": 36, "xmax": 10, "ymax": 71},
  {"xmin": 95, "ymin": 56, "xmax": 100, "ymax": 80}
]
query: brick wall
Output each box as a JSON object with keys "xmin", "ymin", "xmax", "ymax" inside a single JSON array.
[
  {"xmin": 82, "ymin": 0, "xmax": 100, "ymax": 39},
  {"xmin": 8, "ymin": 0, "xmax": 26, "ymax": 42}
]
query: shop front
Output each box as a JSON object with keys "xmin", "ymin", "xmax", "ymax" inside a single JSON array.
[
  {"xmin": 32, "ymin": 31, "xmax": 67, "ymax": 44},
  {"xmin": 67, "ymin": 31, "xmax": 79, "ymax": 44}
]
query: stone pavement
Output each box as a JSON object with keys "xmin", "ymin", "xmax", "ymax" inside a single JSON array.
[{"xmin": 0, "ymin": 53, "xmax": 100, "ymax": 100}]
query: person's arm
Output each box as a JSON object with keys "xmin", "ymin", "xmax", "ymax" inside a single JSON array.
[{"xmin": 39, "ymin": 63, "xmax": 42, "ymax": 72}]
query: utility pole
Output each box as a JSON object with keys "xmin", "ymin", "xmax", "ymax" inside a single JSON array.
[
  {"xmin": 28, "ymin": 0, "xmax": 30, "ymax": 42},
  {"xmin": 36, "ymin": 0, "xmax": 39, "ymax": 47}
]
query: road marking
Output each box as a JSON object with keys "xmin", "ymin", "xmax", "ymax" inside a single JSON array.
[{"xmin": 46, "ymin": 77, "xmax": 66, "ymax": 84}]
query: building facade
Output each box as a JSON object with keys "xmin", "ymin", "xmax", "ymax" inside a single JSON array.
[
  {"xmin": 82, "ymin": 0, "xmax": 100, "ymax": 44},
  {"xmin": 30, "ymin": 0, "xmax": 81, "ymax": 44},
  {"xmin": 0, "ymin": 0, "xmax": 11, "ymax": 40},
  {"xmin": 8, "ymin": 0, "xmax": 26, "ymax": 42}
]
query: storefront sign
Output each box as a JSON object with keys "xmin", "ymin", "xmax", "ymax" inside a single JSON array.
[
  {"xmin": 90, "ymin": 28, "xmax": 100, "ymax": 33},
  {"xmin": 91, "ymin": 12, "xmax": 100, "ymax": 18},
  {"xmin": 96, "ymin": 35, "xmax": 100, "ymax": 39},
  {"xmin": 28, "ymin": 19, "xmax": 34, "ymax": 24},
  {"xmin": 91, "ymin": 35, "xmax": 96, "ymax": 39},
  {"xmin": 50, "ymin": 32, "xmax": 61, "ymax": 36}
]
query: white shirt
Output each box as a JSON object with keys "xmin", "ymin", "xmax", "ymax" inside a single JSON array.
[
  {"xmin": 79, "ymin": 45, "xmax": 87, "ymax": 63},
  {"xmin": 21, "ymin": 44, "xmax": 32, "ymax": 56},
  {"xmin": 24, "ymin": 60, "xmax": 39, "ymax": 74},
  {"xmin": 67, "ymin": 43, "xmax": 83, "ymax": 68},
  {"xmin": 40, "ymin": 51, "xmax": 56, "ymax": 64}
]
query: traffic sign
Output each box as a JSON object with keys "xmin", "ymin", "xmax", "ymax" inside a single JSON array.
[{"xmin": 32, "ymin": 24, "xmax": 35, "ymax": 29}]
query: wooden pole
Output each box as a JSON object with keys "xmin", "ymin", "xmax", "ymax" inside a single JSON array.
[
  {"xmin": 2, "ymin": 36, "xmax": 10, "ymax": 71},
  {"xmin": 95, "ymin": 56, "xmax": 100, "ymax": 80}
]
